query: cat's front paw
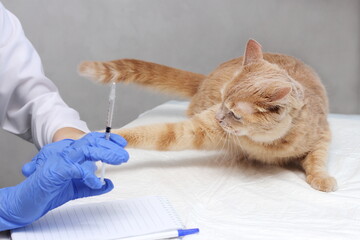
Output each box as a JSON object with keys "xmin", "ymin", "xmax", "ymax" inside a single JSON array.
[{"xmin": 306, "ymin": 175, "xmax": 337, "ymax": 192}]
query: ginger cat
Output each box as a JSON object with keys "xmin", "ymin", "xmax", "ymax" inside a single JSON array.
[{"xmin": 79, "ymin": 39, "xmax": 337, "ymax": 192}]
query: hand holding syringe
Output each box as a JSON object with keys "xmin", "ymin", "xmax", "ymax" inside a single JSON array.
[{"xmin": 100, "ymin": 82, "xmax": 116, "ymax": 184}]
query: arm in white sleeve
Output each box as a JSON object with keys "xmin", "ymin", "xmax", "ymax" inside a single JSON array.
[{"xmin": 0, "ymin": 2, "xmax": 89, "ymax": 149}]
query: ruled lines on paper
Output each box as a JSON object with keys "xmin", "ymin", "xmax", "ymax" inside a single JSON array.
[{"xmin": 11, "ymin": 196, "xmax": 183, "ymax": 240}]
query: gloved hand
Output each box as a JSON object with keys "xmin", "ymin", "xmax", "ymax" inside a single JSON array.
[{"xmin": 0, "ymin": 132, "xmax": 129, "ymax": 231}]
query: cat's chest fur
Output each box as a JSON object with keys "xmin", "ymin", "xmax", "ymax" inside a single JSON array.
[{"xmin": 232, "ymin": 125, "xmax": 312, "ymax": 164}]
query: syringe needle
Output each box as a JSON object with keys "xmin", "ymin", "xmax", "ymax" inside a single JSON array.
[{"xmin": 100, "ymin": 82, "xmax": 116, "ymax": 185}]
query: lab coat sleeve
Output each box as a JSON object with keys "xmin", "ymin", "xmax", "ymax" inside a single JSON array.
[{"xmin": 0, "ymin": 3, "xmax": 90, "ymax": 149}]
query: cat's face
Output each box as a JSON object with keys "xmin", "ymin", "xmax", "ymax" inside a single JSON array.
[{"xmin": 216, "ymin": 40, "xmax": 298, "ymax": 143}]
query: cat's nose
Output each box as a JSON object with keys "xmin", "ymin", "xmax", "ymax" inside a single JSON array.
[{"xmin": 215, "ymin": 113, "xmax": 225, "ymax": 122}]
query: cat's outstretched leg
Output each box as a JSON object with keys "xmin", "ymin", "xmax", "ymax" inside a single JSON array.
[
  {"xmin": 300, "ymin": 132, "xmax": 337, "ymax": 192},
  {"xmin": 78, "ymin": 59, "xmax": 206, "ymax": 98},
  {"xmin": 112, "ymin": 105, "xmax": 227, "ymax": 151}
]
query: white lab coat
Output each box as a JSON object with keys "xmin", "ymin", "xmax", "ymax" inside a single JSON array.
[{"xmin": 0, "ymin": 2, "xmax": 89, "ymax": 149}]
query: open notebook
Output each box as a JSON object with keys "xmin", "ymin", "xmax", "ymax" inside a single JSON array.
[{"xmin": 11, "ymin": 196, "xmax": 184, "ymax": 240}]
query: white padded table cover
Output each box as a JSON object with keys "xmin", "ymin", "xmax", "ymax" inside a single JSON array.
[{"xmin": 55, "ymin": 101, "xmax": 360, "ymax": 239}]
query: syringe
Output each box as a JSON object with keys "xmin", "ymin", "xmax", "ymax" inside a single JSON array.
[{"xmin": 100, "ymin": 82, "xmax": 116, "ymax": 184}]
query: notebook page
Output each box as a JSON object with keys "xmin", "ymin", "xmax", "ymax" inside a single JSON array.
[{"xmin": 11, "ymin": 196, "xmax": 183, "ymax": 240}]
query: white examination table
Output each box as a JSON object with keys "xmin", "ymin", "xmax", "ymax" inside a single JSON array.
[{"xmin": 2, "ymin": 101, "xmax": 360, "ymax": 240}]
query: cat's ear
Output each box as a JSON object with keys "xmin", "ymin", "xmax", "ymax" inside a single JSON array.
[
  {"xmin": 243, "ymin": 39, "xmax": 263, "ymax": 65},
  {"xmin": 269, "ymin": 85, "xmax": 292, "ymax": 102}
]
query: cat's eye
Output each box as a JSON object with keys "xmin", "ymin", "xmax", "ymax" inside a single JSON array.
[
  {"xmin": 229, "ymin": 111, "xmax": 242, "ymax": 120},
  {"xmin": 267, "ymin": 105, "xmax": 281, "ymax": 114}
]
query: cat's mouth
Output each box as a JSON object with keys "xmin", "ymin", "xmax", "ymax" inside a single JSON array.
[{"xmin": 220, "ymin": 124, "xmax": 245, "ymax": 136}]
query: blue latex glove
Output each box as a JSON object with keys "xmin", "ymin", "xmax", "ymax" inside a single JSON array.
[{"xmin": 0, "ymin": 132, "xmax": 129, "ymax": 231}]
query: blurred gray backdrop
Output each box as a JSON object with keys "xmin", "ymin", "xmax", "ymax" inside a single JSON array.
[{"xmin": 1, "ymin": 0, "xmax": 359, "ymax": 187}]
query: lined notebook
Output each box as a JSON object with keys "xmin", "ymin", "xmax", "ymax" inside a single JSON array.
[{"xmin": 11, "ymin": 196, "xmax": 184, "ymax": 240}]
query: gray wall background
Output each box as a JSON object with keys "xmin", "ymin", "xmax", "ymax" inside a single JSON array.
[{"xmin": 1, "ymin": 0, "xmax": 359, "ymax": 187}]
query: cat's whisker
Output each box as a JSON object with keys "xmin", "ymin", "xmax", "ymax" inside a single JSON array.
[
  {"xmin": 231, "ymin": 134, "xmax": 249, "ymax": 164},
  {"xmin": 230, "ymin": 135, "xmax": 242, "ymax": 164},
  {"xmin": 225, "ymin": 132, "xmax": 237, "ymax": 166},
  {"xmin": 212, "ymin": 131, "xmax": 229, "ymax": 166},
  {"xmin": 212, "ymin": 132, "xmax": 229, "ymax": 165}
]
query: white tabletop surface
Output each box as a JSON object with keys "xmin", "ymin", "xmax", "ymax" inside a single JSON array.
[{"xmin": 5, "ymin": 101, "xmax": 360, "ymax": 240}]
